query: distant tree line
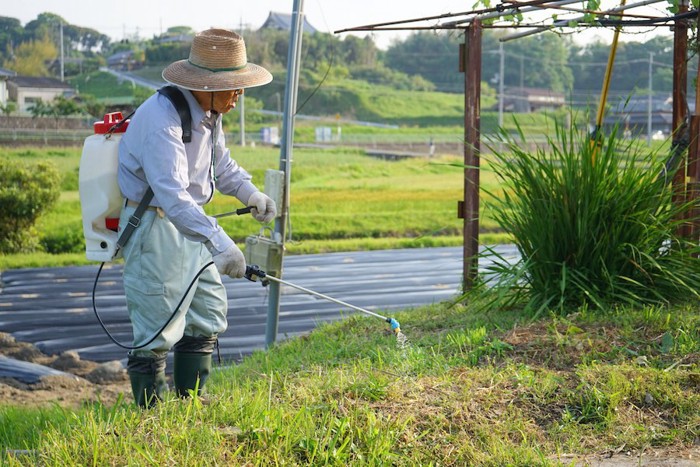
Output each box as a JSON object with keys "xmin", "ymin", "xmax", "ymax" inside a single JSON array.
[
  {"xmin": 385, "ymin": 30, "xmax": 675, "ymax": 97},
  {"xmin": 1, "ymin": 13, "xmax": 109, "ymax": 76}
]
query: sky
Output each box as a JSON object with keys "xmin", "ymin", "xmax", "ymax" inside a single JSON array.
[{"xmin": 4, "ymin": 0, "xmax": 673, "ymax": 49}]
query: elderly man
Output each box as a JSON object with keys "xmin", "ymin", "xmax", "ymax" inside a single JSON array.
[{"xmin": 117, "ymin": 28, "xmax": 276, "ymax": 407}]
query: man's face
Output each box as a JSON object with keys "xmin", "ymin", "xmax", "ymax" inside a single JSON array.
[{"xmin": 210, "ymin": 89, "xmax": 244, "ymax": 114}]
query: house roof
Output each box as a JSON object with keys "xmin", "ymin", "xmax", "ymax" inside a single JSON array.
[
  {"xmin": 0, "ymin": 67, "xmax": 16, "ymax": 78},
  {"xmin": 506, "ymin": 87, "xmax": 565, "ymax": 98},
  {"xmin": 107, "ymin": 50, "xmax": 134, "ymax": 61},
  {"xmin": 610, "ymin": 95, "xmax": 671, "ymax": 113},
  {"xmin": 260, "ymin": 11, "xmax": 318, "ymax": 34},
  {"xmin": 8, "ymin": 76, "xmax": 74, "ymax": 90}
]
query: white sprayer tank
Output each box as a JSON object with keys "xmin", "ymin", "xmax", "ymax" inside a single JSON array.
[{"xmin": 79, "ymin": 112, "xmax": 129, "ymax": 262}]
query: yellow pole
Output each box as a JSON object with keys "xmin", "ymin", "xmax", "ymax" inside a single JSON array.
[{"xmin": 593, "ymin": 0, "xmax": 627, "ymax": 158}]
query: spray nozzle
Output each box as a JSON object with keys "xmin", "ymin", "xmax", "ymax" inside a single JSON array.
[{"xmin": 386, "ymin": 317, "xmax": 401, "ymax": 334}]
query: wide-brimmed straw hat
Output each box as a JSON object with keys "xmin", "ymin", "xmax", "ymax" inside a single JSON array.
[{"xmin": 162, "ymin": 28, "xmax": 272, "ymax": 91}]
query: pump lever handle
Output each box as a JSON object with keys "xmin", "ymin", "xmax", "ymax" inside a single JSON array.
[{"xmin": 212, "ymin": 206, "xmax": 253, "ymax": 219}]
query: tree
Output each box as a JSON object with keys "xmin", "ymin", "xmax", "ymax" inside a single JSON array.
[
  {"xmin": 52, "ymin": 95, "xmax": 82, "ymax": 116},
  {"xmin": 145, "ymin": 42, "xmax": 189, "ymax": 64},
  {"xmin": 80, "ymin": 94, "xmax": 105, "ymax": 118},
  {"xmin": 0, "ymin": 101, "xmax": 16, "ymax": 116},
  {"xmin": 2, "ymin": 33, "xmax": 57, "ymax": 76},
  {"xmin": 0, "ymin": 158, "xmax": 61, "ymax": 253},
  {"xmin": 164, "ymin": 26, "xmax": 194, "ymax": 36},
  {"xmin": 0, "ymin": 16, "xmax": 23, "ymax": 63},
  {"xmin": 385, "ymin": 31, "xmax": 463, "ymax": 93},
  {"xmin": 341, "ymin": 35, "xmax": 379, "ymax": 67},
  {"xmin": 63, "ymin": 24, "xmax": 110, "ymax": 53},
  {"xmin": 569, "ymin": 36, "xmax": 674, "ymax": 98},
  {"xmin": 28, "ymin": 98, "xmax": 51, "ymax": 118},
  {"xmin": 23, "ymin": 12, "xmax": 65, "ymax": 43}
]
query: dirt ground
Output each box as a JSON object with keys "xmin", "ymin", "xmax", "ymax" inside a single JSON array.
[{"xmin": 0, "ymin": 332, "xmax": 131, "ymax": 408}]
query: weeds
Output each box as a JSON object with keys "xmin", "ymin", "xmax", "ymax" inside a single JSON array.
[{"xmin": 474, "ymin": 121, "xmax": 700, "ymax": 313}]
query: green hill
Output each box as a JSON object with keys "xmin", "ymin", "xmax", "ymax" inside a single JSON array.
[{"xmin": 74, "ymin": 68, "xmax": 501, "ymax": 128}]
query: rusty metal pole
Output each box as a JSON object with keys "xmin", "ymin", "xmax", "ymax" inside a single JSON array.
[
  {"xmin": 458, "ymin": 20, "xmax": 482, "ymax": 290},
  {"xmin": 688, "ymin": 115, "xmax": 700, "ymax": 242},
  {"xmin": 671, "ymin": 0, "xmax": 689, "ymax": 236},
  {"xmin": 688, "ymin": 12, "xmax": 700, "ymax": 243}
]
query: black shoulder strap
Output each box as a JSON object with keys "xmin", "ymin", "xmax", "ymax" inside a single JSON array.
[
  {"xmin": 158, "ymin": 85, "xmax": 192, "ymax": 143},
  {"xmin": 115, "ymin": 187, "xmax": 153, "ymax": 255}
]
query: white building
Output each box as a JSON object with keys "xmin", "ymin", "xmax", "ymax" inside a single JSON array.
[
  {"xmin": 6, "ymin": 76, "xmax": 75, "ymax": 115},
  {"xmin": 0, "ymin": 68, "xmax": 16, "ymax": 108}
]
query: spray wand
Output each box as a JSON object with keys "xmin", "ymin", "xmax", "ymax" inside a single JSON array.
[
  {"xmin": 211, "ymin": 208, "xmax": 402, "ymax": 334},
  {"xmin": 244, "ymin": 265, "xmax": 401, "ymax": 335}
]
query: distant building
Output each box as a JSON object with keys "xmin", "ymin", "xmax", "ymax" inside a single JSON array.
[
  {"xmin": 503, "ymin": 87, "xmax": 566, "ymax": 112},
  {"xmin": 601, "ymin": 95, "xmax": 679, "ymax": 136},
  {"xmin": 6, "ymin": 76, "xmax": 75, "ymax": 115},
  {"xmin": 0, "ymin": 68, "xmax": 16, "ymax": 107},
  {"xmin": 107, "ymin": 50, "xmax": 143, "ymax": 71},
  {"xmin": 259, "ymin": 11, "xmax": 318, "ymax": 34}
]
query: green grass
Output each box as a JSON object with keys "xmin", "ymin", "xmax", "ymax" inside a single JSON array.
[
  {"xmin": 0, "ymin": 145, "xmax": 507, "ymax": 270},
  {"xmin": 1, "ymin": 302, "xmax": 697, "ymax": 464},
  {"xmin": 68, "ymin": 72, "xmax": 140, "ymax": 104}
]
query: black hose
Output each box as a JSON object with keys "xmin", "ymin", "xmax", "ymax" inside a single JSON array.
[{"xmin": 91, "ymin": 260, "xmax": 215, "ymax": 350}]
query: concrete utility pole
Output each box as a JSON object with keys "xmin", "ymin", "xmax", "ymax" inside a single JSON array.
[
  {"xmin": 498, "ymin": 41, "xmax": 504, "ymax": 128},
  {"xmin": 239, "ymin": 94, "xmax": 245, "ymax": 147},
  {"xmin": 60, "ymin": 22, "xmax": 64, "ymax": 82},
  {"xmin": 266, "ymin": 0, "xmax": 305, "ymax": 347},
  {"xmin": 239, "ymin": 17, "xmax": 245, "ymax": 147},
  {"xmin": 647, "ymin": 52, "xmax": 654, "ymax": 146}
]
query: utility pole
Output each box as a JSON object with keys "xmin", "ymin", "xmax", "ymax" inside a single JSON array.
[
  {"xmin": 59, "ymin": 22, "xmax": 64, "ymax": 82},
  {"xmin": 266, "ymin": 0, "xmax": 304, "ymax": 347},
  {"xmin": 647, "ymin": 52, "xmax": 654, "ymax": 146},
  {"xmin": 519, "ymin": 54, "xmax": 524, "ymax": 90},
  {"xmin": 498, "ymin": 41, "xmax": 504, "ymax": 128},
  {"xmin": 239, "ymin": 94, "xmax": 245, "ymax": 147},
  {"xmin": 239, "ymin": 17, "xmax": 245, "ymax": 147}
]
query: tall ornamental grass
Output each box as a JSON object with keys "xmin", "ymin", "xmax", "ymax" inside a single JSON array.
[{"xmin": 479, "ymin": 122, "xmax": 700, "ymax": 313}]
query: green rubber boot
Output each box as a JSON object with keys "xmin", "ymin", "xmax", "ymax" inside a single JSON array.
[
  {"xmin": 173, "ymin": 352, "xmax": 212, "ymax": 398},
  {"xmin": 128, "ymin": 370, "xmax": 168, "ymax": 408},
  {"xmin": 127, "ymin": 354, "xmax": 168, "ymax": 408}
]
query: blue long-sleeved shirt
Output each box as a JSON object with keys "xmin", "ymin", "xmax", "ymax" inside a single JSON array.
[{"xmin": 117, "ymin": 87, "xmax": 258, "ymax": 254}]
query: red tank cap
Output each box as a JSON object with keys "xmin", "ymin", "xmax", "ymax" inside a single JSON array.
[{"xmin": 94, "ymin": 112, "xmax": 129, "ymax": 134}]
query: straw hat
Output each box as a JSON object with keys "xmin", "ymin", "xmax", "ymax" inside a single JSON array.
[{"xmin": 162, "ymin": 28, "xmax": 272, "ymax": 91}]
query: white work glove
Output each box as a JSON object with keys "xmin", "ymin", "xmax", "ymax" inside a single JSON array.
[
  {"xmin": 247, "ymin": 192, "xmax": 277, "ymax": 223},
  {"xmin": 212, "ymin": 243, "xmax": 246, "ymax": 279}
]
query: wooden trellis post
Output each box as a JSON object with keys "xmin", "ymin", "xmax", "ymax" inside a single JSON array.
[{"xmin": 458, "ymin": 20, "xmax": 482, "ymax": 290}]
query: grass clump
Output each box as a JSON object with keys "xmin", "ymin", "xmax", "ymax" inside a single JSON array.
[{"xmin": 480, "ymin": 121, "xmax": 700, "ymax": 313}]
